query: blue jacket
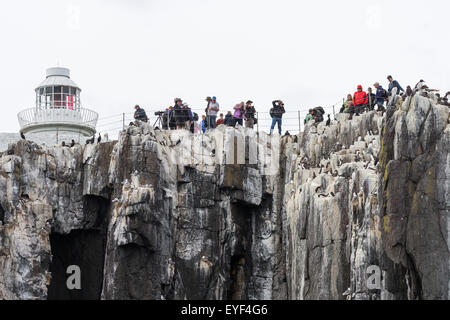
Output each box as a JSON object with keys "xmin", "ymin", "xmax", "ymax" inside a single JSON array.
[
  {"xmin": 388, "ymin": 80, "xmax": 404, "ymax": 95},
  {"xmin": 201, "ymin": 120, "xmax": 206, "ymax": 133},
  {"xmin": 375, "ymin": 86, "xmax": 387, "ymax": 104}
]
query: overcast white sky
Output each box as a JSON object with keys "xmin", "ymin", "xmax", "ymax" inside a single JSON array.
[{"xmin": 0, "ymin": 0, "xmax": 448, "ymax": 135}]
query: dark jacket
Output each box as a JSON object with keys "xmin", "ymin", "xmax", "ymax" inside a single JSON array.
[
  {"xmin": 270, "ymin": 101, "xmax": 286, "ymax": 118},
  {"xmin": 134, "ymin": 107, "xmax": 148, "ymax": 122},
  {"xmin": 224, "ymin": 114, "xmax": 233, "ymax": 126},
  {"xmin": 368, "ymin": 93, "xmax": 376, "ymax": 107},
  {"xmin": 375, "ymin": 86, "xmax": 388, "ymax": 104},
  {"xmin": 388, "ymin": 80, "xmax": 404, "ymax": 95},
  {"xmin": 244, "ymin": 106, "xmax": 256, "ymax": 119}
]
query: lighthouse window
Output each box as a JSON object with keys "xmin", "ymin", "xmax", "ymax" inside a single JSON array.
[
  {"xmin": 54, "ymin": 86, "xmax": 62, "ymax": 93},
  {"xmin": 45, "ymin": 87, "xmax": 53, "ymax": 94},
  {"xmin": 63, "ymin": 86, "xmax": 69, "ymax": 94},
  {"xmin": 40, "ymin": 88, "xmax": 44, "ymax": 95}
]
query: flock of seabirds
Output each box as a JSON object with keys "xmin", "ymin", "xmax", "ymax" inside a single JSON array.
[{"xmin": 18, "ymin": 76, "xmax": 450, "ymax": 148}]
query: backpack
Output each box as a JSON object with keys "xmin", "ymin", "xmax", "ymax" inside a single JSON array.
[
  {"xmin": 193, "ymin": 112, "xmax": 199, "ymax": 121},
  {"xmin": 383, "ymin": 89, "xmax": 389, "ymax": 99}
]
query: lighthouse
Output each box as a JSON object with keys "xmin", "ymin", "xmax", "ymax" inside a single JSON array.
[{"xmin": 17, "ymin": 67, "xmax": 98, "ymax": 145}]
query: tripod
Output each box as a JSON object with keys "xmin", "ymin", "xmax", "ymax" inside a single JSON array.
[{"xmin": 153, "ymin": 114, "xmax": 163, "ymax": 128}]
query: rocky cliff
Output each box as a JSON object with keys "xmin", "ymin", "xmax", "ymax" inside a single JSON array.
[{"xmin": 0, "ymin": 92, "xmax": 448, "ymax": 300}]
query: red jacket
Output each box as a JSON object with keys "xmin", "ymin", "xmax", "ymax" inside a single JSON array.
[{"xmin": 353, "ymin": 86, "xmax": 368, "ymax": 106}]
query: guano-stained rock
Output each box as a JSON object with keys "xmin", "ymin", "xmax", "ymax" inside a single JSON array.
[{"xmin": 0, "ymin": 92, "xmax": 448, "ymax": 300}]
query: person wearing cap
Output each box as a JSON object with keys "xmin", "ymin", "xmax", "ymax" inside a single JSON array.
[
  {"xmin": 374, "ymin": 82, "xmax": 388, "ymax": 112},
  {"xmin": 244, "ymin": 100, "xmax": 256, "ymax": 129},
  {"xmin": 270, "ymin": 100, "xmax": 286, "ymax": 135},
  {"xmin": 134, "ymin": 105, "xmax": 148, "ymax": 122},
  {"xmin": 387, "ymin": 75, "xmax": 404, "ymax": 96},
  {"xmin": 352, "ymin": 85, "xmax": 368, "ymax": 117},
  {"xmin": 207, "ymin": 96, "xmax": 220, "ymax": 129}
]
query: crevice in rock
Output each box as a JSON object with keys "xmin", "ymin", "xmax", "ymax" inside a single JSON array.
[
  {"xmin": 405, "ymin": 252, "xmax": 423, "ymax": 300},
  {"xmin": 0, "ymin": 203, "xmax": 4, "ymax": 224},
  {"xmin": 47, "ymin": 195, "xmax": 109, "ymax": 300},
  {"xmin": 227, "ymin": 203, "xmax": 253, "ymax": 300}
]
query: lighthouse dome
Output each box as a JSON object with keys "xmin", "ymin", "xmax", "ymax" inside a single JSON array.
[{"xmin": 36, "ymin": 67, "xmax": 80, "ymax": 91}]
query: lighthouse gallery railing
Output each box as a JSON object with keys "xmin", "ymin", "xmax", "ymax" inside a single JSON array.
[{"xmin": 18, "ymin": 107, "xmax": 99, "ymax": 131}]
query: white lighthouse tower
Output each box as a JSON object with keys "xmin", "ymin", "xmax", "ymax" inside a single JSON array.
[{"xmin": 17, "ymin": 67, "xmax": 98, "ymax": 145}]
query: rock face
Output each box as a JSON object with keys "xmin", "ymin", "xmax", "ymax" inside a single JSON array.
[{"xmin": 0, "ymin": 92, "xmax": 448, "ymax": 300}]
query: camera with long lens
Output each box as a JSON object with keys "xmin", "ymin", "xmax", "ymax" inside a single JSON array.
[{"xmin": 154, "ymin": 111, "xmax": 165, "ymax": 116}]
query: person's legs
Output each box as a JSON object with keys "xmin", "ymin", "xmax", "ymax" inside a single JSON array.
[
  {"xmin": 277, "ymin": 117, "xmax": 282, "ymax": 135},
  {"xmin": 270, "ymin": 117, "xmax": 277, "ymax": 134},
  {"xmin": 237, "ymin": 119, "xmax": 243, "ymax": 126},
  {"xmin": 209, "ymin": 116, "xmax": 217, "ymax": 129}
]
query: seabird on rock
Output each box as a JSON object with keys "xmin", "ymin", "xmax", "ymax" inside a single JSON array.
[
  {"xmin": 406, "ymin": 86, "xmax": 413, "ymax": 97},
  {"xmin": 20, "ymin": 132, "xmax": 26, "ymax": 140}
]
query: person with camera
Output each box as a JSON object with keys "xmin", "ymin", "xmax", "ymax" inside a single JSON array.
[
  {"xmin": 270, "ymin": 100, "xmax": 285, "ymax": 135},
  {"xmin": 134, "ymin": 105, "xmax": 148, "ymax": 123},
  {"xmin": 244, "ymin": 100, "xmax": 256, "ymax": 129},
  {"xmin": 207, "ymin": 96, "xmax": 220, "ymax": 129}
]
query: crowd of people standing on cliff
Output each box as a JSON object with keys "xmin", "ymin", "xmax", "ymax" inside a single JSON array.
[
  {"xmin": 132, "ymin": 75, "xmax": 424, "ymax": 135},
  {"xmin": 337, "ymin": 75, "xmax": 404, "ymax": 120},
  {"xmin": 133, "ymin": 97, "xmax": 286, "ymax": 135}
]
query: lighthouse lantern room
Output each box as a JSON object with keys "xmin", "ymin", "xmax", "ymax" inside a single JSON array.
[{"xmin": 17, "ymin": 67, "xmax": 98, "ymax": 145}]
